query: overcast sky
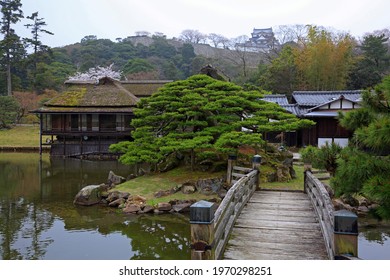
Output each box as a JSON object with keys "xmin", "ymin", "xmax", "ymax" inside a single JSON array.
[{"xmin": 15, "ymin": 0, "xmax": 390, "ymax": 48}]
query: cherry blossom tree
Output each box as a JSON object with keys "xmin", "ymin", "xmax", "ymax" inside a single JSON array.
[{"xmin": 67, "ymin": 64, "xmax": 122, "ymax": 81}]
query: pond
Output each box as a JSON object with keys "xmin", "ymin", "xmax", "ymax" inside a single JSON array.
[
  {"xmin": 0, "ymin": 153, "xmax": 190, "ymax": 260},
  {"xmin": 0, "ymin": 152, "xmax": 389, "ymax": 260}
]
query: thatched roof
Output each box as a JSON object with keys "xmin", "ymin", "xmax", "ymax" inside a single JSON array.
[
  {"xmin": 33, "ymin": 77, "xmax": 172, "ymax": 114},
  {"xmin": 121, "ymin": 80, "xmax": 173, "ymax": 97},
  {"xmin": 45, "ymin": 77, "xmax": 140, "ymax": 107}
]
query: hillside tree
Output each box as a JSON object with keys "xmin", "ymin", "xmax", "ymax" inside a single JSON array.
[
  {"xmin": 179, "ymin": 29, "xmax": 206, "ymax": 44},
  {"xmin": 24, "ymin": 11, "xmax": 54, "ymax": 90},
  {"xmin": 208, "ymin": 33, "xmax": 229, "ymax": 48},
  {"xmin": 294, "ymin": 26, "xmax": 355, "ymax": 90},
  {"xmin": 348, "ymin": 34, "xmax": 390, "ymax": 89},
  {"xmin": 0, "ymin": 0, "xmax": 24, "ymax": 96}
]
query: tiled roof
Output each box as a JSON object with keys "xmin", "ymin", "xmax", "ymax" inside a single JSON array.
[
  {"xmin": 262, "ymin": 94, "xmax": 289, "ymax": 105},
  {"xmin": 292, "ymin": 90, "xmax": 362, "ymax": 107},
  {"xmin": 279, "ymin": 104, "xmax": 307, "ymax": 116}
]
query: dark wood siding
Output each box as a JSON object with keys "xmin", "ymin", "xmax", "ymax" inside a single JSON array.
[{"xmin": 300, "ymin": 117, "xmax": 352, "ymax": 146}]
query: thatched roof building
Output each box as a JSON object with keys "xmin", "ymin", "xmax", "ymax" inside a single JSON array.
[{"xmin": 33, "ymin": 77, "xmax": 171, "ymax": 157}]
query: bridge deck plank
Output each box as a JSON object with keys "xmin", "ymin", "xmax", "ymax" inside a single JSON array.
[{"xmin": 223, "ymin": 190, "xmax": 328, "ymax": 260}]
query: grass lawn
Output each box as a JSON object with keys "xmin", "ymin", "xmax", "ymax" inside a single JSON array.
[
  {"xmin": 0, "ymin": 125, "xmax": 40, "ymax": 147},
  {"xmin": 260, "ymin": 164, "xmax": 305, "ymax": 191},
  {"xmin": 114, "ymin": 166, "xmax": 225, "ymax": 206},
  {"xmin": 114, "ymin": 164, "xmax": 307, "ymax": 206}
]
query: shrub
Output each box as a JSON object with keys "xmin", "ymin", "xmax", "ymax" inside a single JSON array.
[
  {"xmin": 331, "ymin": 148, "xmax": 387, "ymax": 196},
  {"xmin": 300, "ymin": 145, "xmax": 319, "ymax": 165},
  {"xmin": 0, "ymin": 96, "xmax": 20, "ymax": 128},
  {"xmin": 300, "ymin": 142, "xmax": 343, "ymax": 175}
]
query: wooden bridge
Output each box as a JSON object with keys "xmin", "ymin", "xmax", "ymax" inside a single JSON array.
[{"xmin": 190, "ymin": 157, "xmax": 358, "ymax": 260}]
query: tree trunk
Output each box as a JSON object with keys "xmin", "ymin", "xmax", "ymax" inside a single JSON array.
[
  {"xmin": 191, "ymin": 149, "xmax": 195, "ymax": 171},
  {"xmin": 7, "ymin": 62, "xmax": 12, "ymax": 96}
]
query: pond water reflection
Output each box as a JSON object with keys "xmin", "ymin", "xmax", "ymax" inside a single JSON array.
[
  {"xmin": 358, "ymin": 218, "xmax": 390, "ymax": 260},
  {"xmin": 0, "ymin": 153, "xmax": 190, "ymax": 260}
]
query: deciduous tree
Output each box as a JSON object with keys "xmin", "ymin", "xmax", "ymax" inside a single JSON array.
[
  {"xmin": 179, "ymin": 29, "xmax": 206, "ymax": 44},
  {"xmin": 294, "ymin": 26, "xmax": 355, "ymax": 90},
  {"xmin": 68, "ymin": 64, "xmax": 122, "ymax": 81}
]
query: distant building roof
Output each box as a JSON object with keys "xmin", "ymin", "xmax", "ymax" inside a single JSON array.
[
  {"xmin": 292, "ymin": 90, "xmax": 362, "ymax": 107},
  {"xmin": 246, "ymin": 27, "xmax": 279, "ymax": 50},
  {"xmin": 251, "ymin": 28, "xmax": 274, "ymax": 36}
]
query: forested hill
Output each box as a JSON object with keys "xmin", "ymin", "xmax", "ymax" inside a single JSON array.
[
  {"xmin": 1, "ymin": 26, "xmax": 389, "ymax": 95},
  {"xmin": 6, "ymin": 35, "xmax": 262, "ymax": 93},
  {"xmin": 59, "ymin": 35, "xmax": 263, "ymax": 80}
]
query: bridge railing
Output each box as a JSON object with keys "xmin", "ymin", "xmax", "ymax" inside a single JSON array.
[
  {"xmin": 213, "ymin": 168, "xmax": 258, "ymax": 259},
  {"xmin": 304, "ymin": 170, "xmax": 359, "ymax": 260},
  {"xmin": 190, "ymin": 156, "xmax": 260, "ymax": 260}
]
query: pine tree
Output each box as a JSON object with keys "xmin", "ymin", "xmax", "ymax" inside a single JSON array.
[
  {"xmin": 348, "ymin": 34, "xmax": 390, "ymax": 89},
  {"xmin": 0, "ymin": 0, "xmax": 24, "ymax": 96},
  {"xmin": 25, "ymin": 11, "xmax": 54, "ymax": 90},
  {"xmin": 110, "ymin": 75, "xmax": 314, "ymax": 170},
  {"xmin": 335, "ymin": 75, "xmax": 390, "ymax": 218}
]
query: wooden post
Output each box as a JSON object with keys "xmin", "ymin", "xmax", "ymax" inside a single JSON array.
[
  {"xmin": 190, "ymin": 200, "xmax": 216, "ymax": 260},
  {"xmin": 39, "ymin": 113, "xmax": 43, "ymax": 156},
  {"xmin": 252, "ymin": 154, "xmax": 261, "ymax": 190},
  {"xmin": 226, "ymin": 154, "xmax": 237, "ymax": 186},
  {"xmin": 333, "ymin": 210, "xmax": 358, "ymax": 259}
]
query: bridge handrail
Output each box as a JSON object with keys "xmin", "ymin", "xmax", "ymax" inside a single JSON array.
[
  {"xmin": 213, "ymin": 169, "xmax": 258, "ymax": 259},
  {"xmin": 304, "ymin": 171, "xmax": 335, "ymax": 259}
]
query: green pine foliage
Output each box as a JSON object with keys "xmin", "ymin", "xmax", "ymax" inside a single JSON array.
[
  {"xmin": 0, "ymin": 96, "xmax": 19, "ymax": 128},
  {"xmin": 335, "ymin": 75, "xmax": 390, "ymax": 219},
  {"xmin": 300, "ymin": 142, "xmax": 342, "ymax": 175},
  {"xmin": 331, "ymin": 148, "xmax": 390, "ymax": 218},
  {"xmin": 110, "ymin": 75, "xmax": 314, "ymax": 169}
]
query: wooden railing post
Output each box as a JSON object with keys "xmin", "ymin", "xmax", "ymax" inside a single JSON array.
[
  {"xmin": 252, "ymin": 154, "xmax": 261, "ymax": 190},
  {"xmin": 333, "ymin": 210, "xmax": 358, "ymax": 259},
  {"xmin": 190, "ymin": 200, "xmax": 216, "ymax": 260},
  {"xmin": 227, "ymin": 154, "xmax": 237, "ymax": 186}
]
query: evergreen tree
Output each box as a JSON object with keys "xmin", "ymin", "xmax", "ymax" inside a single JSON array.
[
  {"xmin": 0, "ymin": 95, "xmax": 19, "ymax": 127},
  {"xmin": 24, "ymin": 11, "xmax": 54, "ymax": 91},
  {"xmin": 335, "ymin": 75, "xmax": 390, "ymax": 218},
  {"xmin": 110, "ymin": 75, "xmax": 314, "ymax": 170},
  {"xmin": 348, "ymin": 34, "xmax": 390, "ymax": 89},
  {"xmin": 0, "ymin": 0, "xmax": 24, "ymax": 96}
]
